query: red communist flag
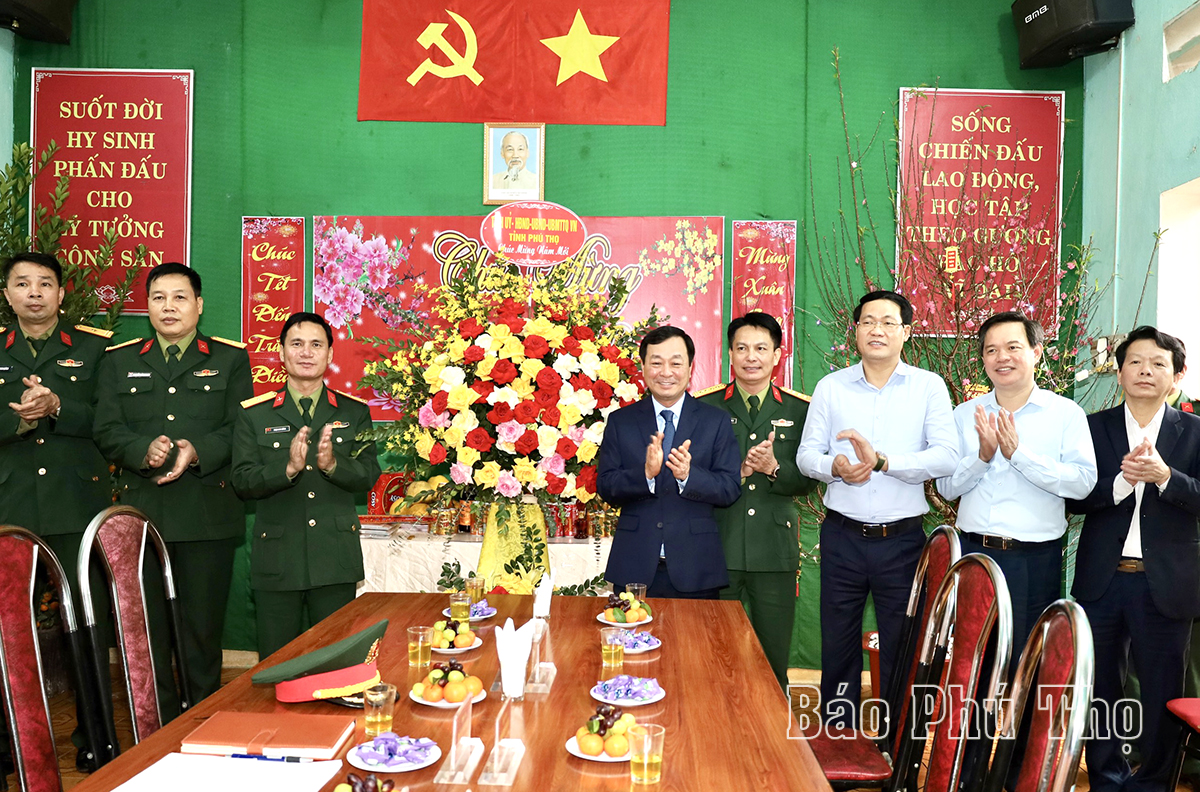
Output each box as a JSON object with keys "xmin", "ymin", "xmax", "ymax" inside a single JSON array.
[{"xmin": 359, "ymin": 0, "xmax": 670, "ymax": 125}]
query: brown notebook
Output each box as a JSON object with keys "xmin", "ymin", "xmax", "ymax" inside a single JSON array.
[{"xmin": 181, "ymin": 711, "xmax": 357, "ymax": 760}]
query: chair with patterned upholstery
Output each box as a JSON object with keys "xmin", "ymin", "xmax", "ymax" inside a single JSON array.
[
  {"xmin": 982, "ymin": 599, "xmax": 1093, "ymax": 792},
  {"xmin": 0, "ymin": 526, "xmax": 104, "ymax": 792},
  {"xmin": 889, "ymin": 552, "xmax": 1013, "ymax": 792},
  {"xmin": 805, "ymin": 525, "xmax": 963, "ymax": 789},
  {"xmin": 78, "ymin": 505, "xmax": 191, "ymax": 757}
]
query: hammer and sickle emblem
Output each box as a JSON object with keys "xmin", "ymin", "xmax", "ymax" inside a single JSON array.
[{"xmin": 406, "ymin": 11, "xmax": 483, "ymax": 86}]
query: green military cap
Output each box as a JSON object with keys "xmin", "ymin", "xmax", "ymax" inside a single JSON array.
[{"xmin": 253, "ymin": 620, "xmax": 388, "ymax": 702}]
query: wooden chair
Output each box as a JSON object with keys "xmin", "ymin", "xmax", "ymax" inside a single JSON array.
[
  {"xmin": 0, "ymin": 526, "xmax": 104, "ymax": 792},
  {"xmin": 78, "ymin": 506, "xmax": 191, "ymax": 757},
  {"xmin": 983, "ymin": 599, "xmax": 1093, "ymax": 792},
  {"xmin": 806, "ymin": 525, "xmax": 962, "ymax": 789},
  {"xmin": 889, "ymin": 552, "xmax": 1013, "ymax": 792}
]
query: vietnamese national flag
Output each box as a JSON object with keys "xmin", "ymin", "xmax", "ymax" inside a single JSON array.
[{"xmin": 359, "ymin": 0, "xmax": 670, "ymax": 125}]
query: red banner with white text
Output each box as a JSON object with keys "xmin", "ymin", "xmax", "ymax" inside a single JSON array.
[
  {"xmin": 359, "ymin": 0, "xmax": 670, "ymax": 125},
  {"xmin": 896, "ymin": 88, "xmax": 1064, "ymax": 336},
  {"xmin": 314, "ymin": 215, "xmax": 723, "ymax": 420},
  {"xmin": 31, "ymin": 68, "xmax": 194, "ymax": 314},
  {"xmin": 732, "ymin": 220, "xmax": 795, "ymax": 389},
  {"xmin": 242, "ymin": 217, "xmax": 306, "ymax": 396}
]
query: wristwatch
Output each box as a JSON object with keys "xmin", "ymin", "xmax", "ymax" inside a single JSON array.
[
  {"xmin": 768, "ymin": 463, "xmax": 780, "ymax": 480},
  {"xmin": 873, "ymin": 452, "xmax": 888, "ymax": 472}
]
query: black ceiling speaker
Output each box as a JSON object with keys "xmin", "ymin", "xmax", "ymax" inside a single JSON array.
[
  {"xmin": 0, "ymin": 0, "xmax": 76, "ymax": 45},
  {"xmin": 1012, "ymin": 0, "xmax": 1135, "ymax": 69}
]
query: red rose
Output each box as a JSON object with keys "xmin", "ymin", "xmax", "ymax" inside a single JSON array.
[
  {"xmin": 463, "ymin": 345, "xmax": 486, "ymax": 364},
  {"xmin": 430, "ymin": 391, "xmax": 449, "ymax": 414},
  {"xmin": 458, "ymin": 317, "xmax": 485, "ymax": 339},
  {"xmin": 561, "ymin": 337, "xmax": 583, "ymax": 357},
  {"xmin": 545, "ymin": 474, "xmax": 568, "ymax": 495},
  {"xmin": 523, "ymin": 335, "xmax": 550, "ymax": 359},
  {"xmin": 534, "ymin": 388, "xmax": 558, "ymax": 409},
  {"xmin": 514, "ymin": 429, "xmax": 540, "ymax": 456},
  {"xmin": 593, "ymin": 380, "xmax": 614, "ymax": 409},
  {"xmin": 600, "ymin": 345, "xmax": 622, "ymax": 361},
  {"xmin": 572, "ymin": 326, "xmax": 596, "ymax": 341},
  {"xmin": 618, "ymin": 358, "xmax": 639, "ymax": 375},
  {"xmin": 503, "ymin": 316, "xmax": 526, "ymax": 334},
  {"xmin": 569, "ymin": 372, "xmax": 594, "ymax": 392},
  {"xmin": 487, "ymin": 402, "xmax": 514, "ymax": 424},
  {"xmin": 490, "ymin": 359, "xmax": 518, "ymax": 385},
  {"xmin": 555, "ymin": 437, "xmax": 578, "ymax": 460},
  {"xmin": 470, "ymin": 380, "xmax": 495, "ymax": 401},
  {"xmin": 535, "ymin": 367, "xmax": 563, "ymax": 392},
  {"xmin": 465, "ymin": 427, "xmax": 495, "ymax": 452},
  {"xmin": 541, "ymin": 405, "xmax": 561, "ymax": 426},
  {"xmin": 513, "ymin": 401, "xmax": 539, "ymax": 423},
  {"xmin": 548, "ymin": 307, "xmax": 568, "ymax": 322},
  {"xmin": 428, "ymin": 443, "xmax": 447, "ymax": 465},
  {"xmin": 576, "ymin": 465, "xmax": 598, "ymax": 493}
]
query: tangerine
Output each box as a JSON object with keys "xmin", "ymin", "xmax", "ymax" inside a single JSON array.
[
  {"xmin": 464, "ymin": 675, "xmax": 484, "ymax": 696},
  {"xmin": 454, "ymin": 633, "xmax": 475, "ymax": 648},
  {"xmin": 422, "ymin": 683, "xmax": 445, "ymax": 703},
  {"xmin": 443, "ymin": 681, "xmax": 468, "ymax": 703},
  {"xmin": 603, "ymin": 734, "xmax": 629, "ymax": 757},
  {"xmin": 577, "ymin": 733, "xmax": 604, "ymax": 756}
]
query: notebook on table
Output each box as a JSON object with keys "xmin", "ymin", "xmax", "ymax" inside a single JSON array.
[{"xmin": 181, "ymin": 711, "xmax": 357, "ymax": 760}]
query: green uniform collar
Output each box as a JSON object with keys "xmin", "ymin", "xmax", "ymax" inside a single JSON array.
[
  {"xmin": 156, "ymin": 330, "xmax": 196, "ymax": 361},
  {"xmin": 287, "ymin": 381, "xmax": 325, "ymax": 418},
  {"xmin": 734, "ymin": 382, "xmax": 772, "ymax": 413}
]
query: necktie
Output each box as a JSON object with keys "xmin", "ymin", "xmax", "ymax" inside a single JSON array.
[
  {"xmin": 299, "ymin": 396, "xmax": 313, "ymax": 426},
  {"xmin": 660, "ymin": 409, "xmax": 675, "ymax": 461},
  {"xmin": 27, "ymin": 336, "xmax": 46, "ymax": 358},
  {"xmin": 748, "ymin": 394, "xmax": 761, "ymax": 423},
  {"xmin": 166, "ymin": 343, "xmax": 181, "ymax": 379}
]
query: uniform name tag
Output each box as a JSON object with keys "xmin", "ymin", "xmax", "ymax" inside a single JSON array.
[
  {"xmin": 328, "ymin": 421, "xmax": 351, "ymax": 429},
  {"xmin": 771, "ymin": 419, "xmax": 794, "ymax": 427},
  {"xmin": 0, "ymin": 366, "xmax": 10, "ymax": 372},
  {"xmin": 57, "ymin": 359, "xmax": 84, "ymax": 368},
  {"xmin": 127, "ymin": 371, "xmax": 152, "ymax": 378},
  {"xmin": 265, "ymin": 425, "xmax": 292, "ymax": 434},
  {"xmin": 193, "ymin": 369, "xmax": 219, "ymax": 377}
]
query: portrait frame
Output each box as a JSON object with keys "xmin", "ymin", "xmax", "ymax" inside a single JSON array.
[{"xmin": 483, "ymin": 122, "xmax": 545, "ymax": 205}]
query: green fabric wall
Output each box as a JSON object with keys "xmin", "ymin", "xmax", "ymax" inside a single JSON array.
[{"xmin": 12, "ymin": 1, "xmax": 1082, "ymax": 662}]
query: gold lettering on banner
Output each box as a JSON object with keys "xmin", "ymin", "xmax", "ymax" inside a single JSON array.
[
  {"xmin": 251, "ymin": 243, "xmax": 297, "ymax": 262},
  {"xmin": 406, "ymin": 11, "xmax": 483, "ymax": 86},
  {"xmin": 251, "ymin": 303, "xmax": 291, "ymax": 323},
  {"xmin": 738, "ymin": 245, "xmax": 790, "ymax": 273},
  {"xmin": 258, "ymin": 272, "xmax": 298, "ymax": 291},
  {"xmin": 251, "ymin": 364, "xmax": 287, "ymax": 385},
  {"xmin": 247, "ymin": 334, "xmax": 282, "ymax": 355}
]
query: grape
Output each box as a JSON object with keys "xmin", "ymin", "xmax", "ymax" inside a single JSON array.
[
  {"xmin": 603, "ymin": 716, "xmax": 615, "ymax": 729},
  {"xmin": 347, "ymin": 773, "xmax": 364, "ymax": 792},
  {"xmin": 612, "ymin": 708, "xmax": 624, "ymax": 720}
]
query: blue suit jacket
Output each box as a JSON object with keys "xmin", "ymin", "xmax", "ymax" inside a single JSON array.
[
  {"xmin": 1068, "ymin": 405, "xmax": 1200, "ymax": 620},
  {"xmin": 598, "ymin": 393, "xmax": 742, "ymax": 592}
]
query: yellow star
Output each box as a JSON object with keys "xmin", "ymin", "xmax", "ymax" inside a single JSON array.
[{"xmin": 539, "ymin": 10, "xmax": 620, "ymax": 86}]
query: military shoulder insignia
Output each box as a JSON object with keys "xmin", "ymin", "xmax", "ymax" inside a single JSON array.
[
  {"xmin": 780, "ymin": 386, "xmax": 811, "ymax": 403},
  {"xmin": 105, "ymin": 338, "xmax": 144, "ymax": 352},
  {"xmin": 241, "ymin": 391, "xmax": 277, "ymax": 409},
  {"xmin": 210, "ymin": 335, "xmax": 248, "ymax": 349},
  {"xmin": 693, "ymin": 383, "xmax": 725, "ymax": 398},
  {"xmin": 334, "ymin": 389, "xmax": 368, "ymax": 405},
  {"xmin": 73, "ymin": 324, "xmax": 114, "ymax": 339}
]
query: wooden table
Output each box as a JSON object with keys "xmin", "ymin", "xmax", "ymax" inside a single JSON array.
[{"xmin": 75, "ymin": 593, "xmax": 830, "ymax": 791}]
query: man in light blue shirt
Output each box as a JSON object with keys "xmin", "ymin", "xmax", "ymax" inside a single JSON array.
[
  {"xmin": 937, "ymin": 311, "xmax": 1096, "ymax": 654},
  {"xmin": 797, "ymin": 290, "xmax": 958, "ymax": 728}
]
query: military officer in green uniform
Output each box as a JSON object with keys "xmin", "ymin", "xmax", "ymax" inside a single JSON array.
[
  {"xmin": 94, "ymin": 262, "xmax": 252, "ymax": 716},
  {"xmin": 697, "ymin": 312, "xmax": 816, "ymax": 689},
  {"xmin": 232, "ymin": 312, "xmax": 380, "ymax": 659},
  {"xmin": 0, "ymin": 251, "xmax": 113, "ymax": 770}
]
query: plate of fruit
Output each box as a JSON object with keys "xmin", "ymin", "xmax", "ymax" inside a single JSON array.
[
  {"xmin": 441, "ymin": 598, "xmax": 498, "ymax": 622},
  {"xmin": 410, "ymin": 660, "xmax": 486, "ymax": 708},
  {"xmin": 619, "ymin": 630, "xmax": 662, "ymax": 654},
  {"xmin": 348, "ymin": 734, "xmax": 441, "ymax": 773},
  {"xmin": 589, "ymin": 675, "xmax": 665, "ymax": 706},
  {"xmin": 430, "ymin": 619, "xmax": 482, "ymax": 653},
  {"xmin": 597, "ymin": 591, "xmax": 653, "ymax": 625},
  {"xmin": 565, "ymin": 704, "xmax": 637, "ymax": 762}
]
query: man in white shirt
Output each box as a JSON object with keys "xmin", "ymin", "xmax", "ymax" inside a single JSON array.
[
  {"xmin": 1069, "ymin": 326, "xmax": 1200, "ymax": 792},
  {"xmin": 797, "ymin": 290, "xmax": 958, "ymax": 728},
  {"xmin": 937, "ymin": 311, "xmax": 1096, "ymax": 654}
]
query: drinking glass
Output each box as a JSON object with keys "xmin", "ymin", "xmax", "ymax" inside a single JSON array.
[
  {"xmin": 407, "ymin": 626, "xmax": 433, "ymax": 667},
  {"xmin": 449, "ymin": 591, "xmax": 471, "ymax": 621},
  {"xmin": 628, "ymin": 723, "xmax": 665, "ymax": 784},
  {"xmin": 466, "ymin": 576, "xmax": 486, "ymax": 604},
  {"xmin": 625, "ymin": 583, "xmax": 648, "ymax": 602},
  {"xmin": 363, "ymin": 683, "xmax": 397, "ymax": 737},
  {"xmin": 600, "ymin": 627, "xmax": 625, "ymax": 667}
]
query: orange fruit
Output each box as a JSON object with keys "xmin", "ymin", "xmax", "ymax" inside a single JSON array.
[
  {"xmin": 443, "ymin": 681, "xmax": 468, "ymax": 703},
  {"xmin": 454, "ymin": 633, "xmax": 474, "ymax": 648},
  {"xmin": 576, "ymin": 726, "xmax": 591, "ymax": 741},
  {"xmin": 603, "ymin": 734, "xmax": 629, "ymax": 757},
  {"xmin": 464, "ymin": 675, "xmax": 484, "ymax": 696},
  {"xmin": 603, "ymin": 607, "xmax": 615, "ymax": 622},
  {"xmin": 628, "ymin": 609, "xmax": 644, "ymax": 623},
  {"xmin": 422, "ymin": 683, "xmax": 445, "ymax": 703},
  {"xmin": 577, "ymin": 733, "xmax": 604, "ymax": 756}
]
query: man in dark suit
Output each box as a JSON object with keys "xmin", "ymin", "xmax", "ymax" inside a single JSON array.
[
  {"xmin": 95, "ymin": 262, "xmax": 253, "ymax": 717},
  {"xmin": 1068, "ymin": 326, "xmax": 1200, "ymax": 792},
  {"xmin": 598, "ymin": 325, "xmax": 742, "ymax": 598},
  {"xmin": 696, "ymin": 312, "xmax": 816, "ymax": 688},
  {"xmin": 232, "ymin": 312, "xmax": 380, "ymax": 658}
]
